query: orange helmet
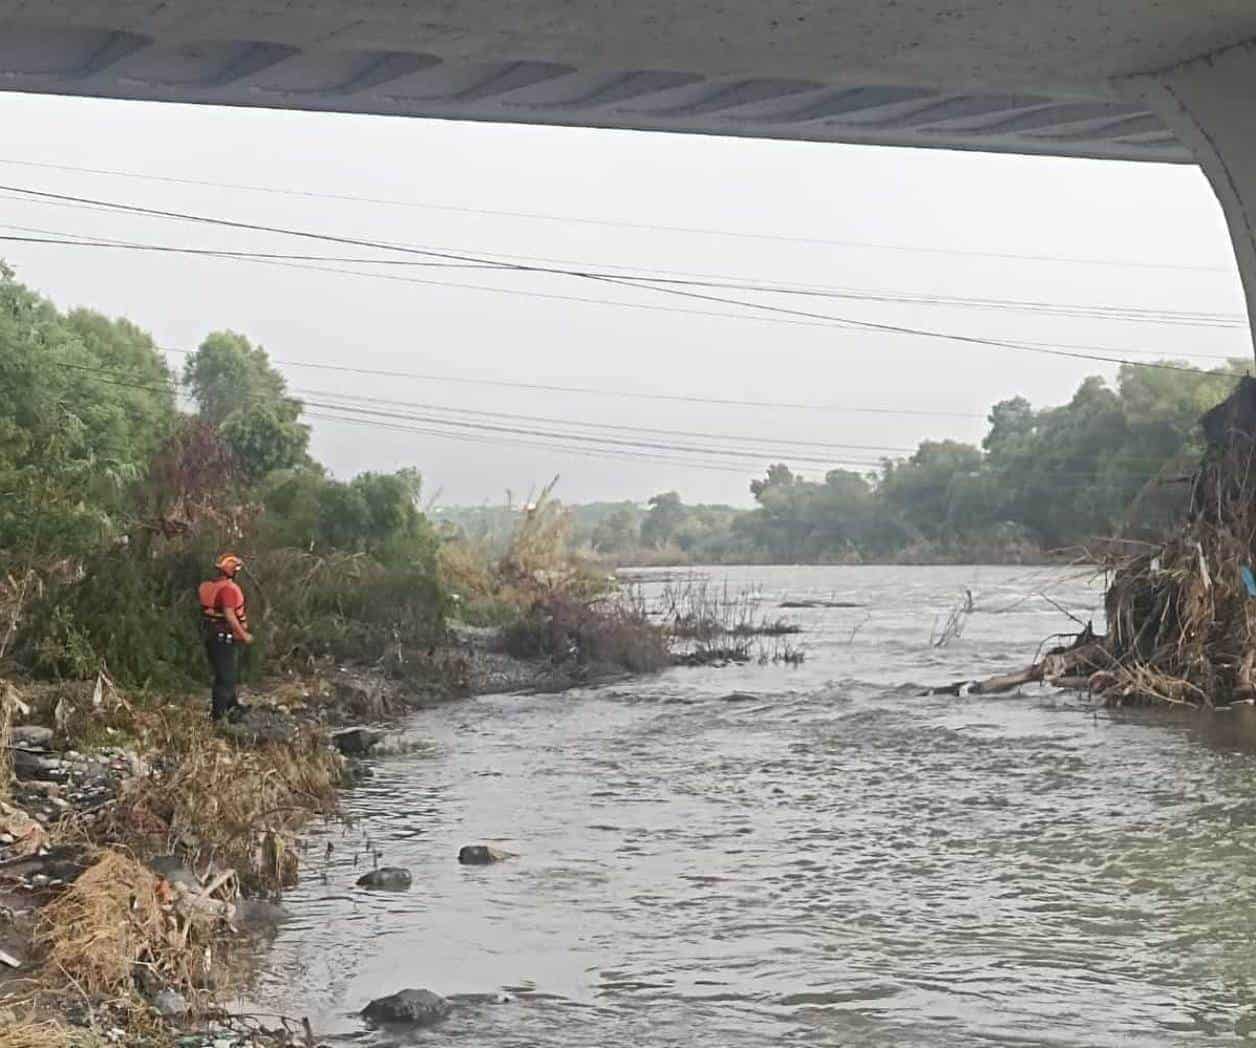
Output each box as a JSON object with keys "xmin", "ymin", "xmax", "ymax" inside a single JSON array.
[{"xmin": 215, "ymin": 553, "xmax": 244, "ymax": 576}]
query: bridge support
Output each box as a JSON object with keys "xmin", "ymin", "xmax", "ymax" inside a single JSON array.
[{"xmin": 1118, "ymin": 39, "xmax": 1256, "ymax": 357}]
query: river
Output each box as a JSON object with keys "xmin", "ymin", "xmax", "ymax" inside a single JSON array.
[{"xmin": 246, "ymin": 565, "xmax": 1256, "ymax": 1046}]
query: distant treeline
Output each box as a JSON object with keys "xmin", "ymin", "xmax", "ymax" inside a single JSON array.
[{"xmin": 435, "ymin": 362, "xmax": 1247, "ymax": 565}]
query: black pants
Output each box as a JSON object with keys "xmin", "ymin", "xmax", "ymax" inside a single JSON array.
[{"xmin": 204, "ymin": 630, "xmax": 239, "ymax": 720}]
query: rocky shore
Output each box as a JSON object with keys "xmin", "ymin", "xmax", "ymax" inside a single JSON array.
[{"xmin": 0, "ymin": 622, "xmax": 619, "ymax": 1046}]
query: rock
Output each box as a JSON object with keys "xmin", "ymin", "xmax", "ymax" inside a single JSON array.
[
  {"xmin": 10, "ymin": 726, "xmax": 53, "ymax": 749},
  {"xmin": 0, "ymin": 948, "xmax": 22, "ymax": 969},
  {"xmin": 153, "ymin": 988, "xmax": 188, "ymax": 1017},
  {"xmin": 458, "ymin": 844, "xmax": 515, "ymax": 865},
  {"xmin": 361, "ymin": 988, "xmax": 450, "ymax": 1026},
  {"xmin": 334, "ymin": 675, "xmax": 388, "ymax": 720},
  {"xmin": 345, "ymin": 758, "xmax": 375, "ymax": 782},
  {"xmin": 149, "ymin": 855, "xmax": 200, "ymax": 890},
  {"xmin": 0, "ymin": 845, "xmax": 88, "ymax": 883},
  {"xmin": 356, "ymin": 866, "xmax": 412, "ymax": 890},
  {"xmin": 233, "ymin": 897, "xmax": 290, "ymax": 929},
  {"xmin": 218, "ymin": 707, "xmax": 297, "ymax": 745},
  {"xmin": 332, "ymin": 727, "xmax": 383, "ymax": 756},
  {"xmin": 12, "ymin": 750, "xmax": 65, "ymax": 782}
]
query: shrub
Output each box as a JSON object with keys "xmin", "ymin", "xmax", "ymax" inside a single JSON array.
[
  {"xmin": 257, "ymin": 548, "xmax": 448, "ymax": 670},
  {"xmin": 18, "ymin": 541, "xmax": 448, "ymax": 687},
  {"xmin": 503, "ymin": 593, "xmax": 670, "ymax": 674}
]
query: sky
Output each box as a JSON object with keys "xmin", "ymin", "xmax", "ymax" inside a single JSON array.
[{"xmin": 0, "ymin": 90, "xmax": 1247, "ymax": 508}]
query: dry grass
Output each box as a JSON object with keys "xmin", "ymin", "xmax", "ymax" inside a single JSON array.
[
  {"xmin": 0, "ymin": 1021, "xmax": 73, "ymax": 1048},
  {"xmin": 0, "ymin": 677, "xmax": 342, "ymax": 1040},
  {"xmin": 37, "ymin": 849, "xmax": 221, "ymax": 1001},
  {"xmin": 94, "ymin": 710, "xmax": 341, "ymax": 893},
  {"xmin": 658, "ymin": 580, "xmax": 805, "ymax": 663},
  {"xmin": 0, "ymin": 681, "xmax": 15, "ymax": 801},
  {"xmin": 438, "ymin": 536, "xmax": 498, "ymax": 605},
  {"xmin": 496, "ymin": 480, "xmax": 607, "ymax": 604}
]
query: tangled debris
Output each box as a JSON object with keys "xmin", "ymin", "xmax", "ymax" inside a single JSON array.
[{"xmin": 934, "ymin": 377, "xmax": 1256, "ymax": 708}]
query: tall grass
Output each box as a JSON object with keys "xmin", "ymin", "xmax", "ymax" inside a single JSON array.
[{"xmin": 658, "ymin": 579, "xmax": 803, "ymax": 663}]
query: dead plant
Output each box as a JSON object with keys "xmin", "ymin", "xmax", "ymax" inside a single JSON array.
[
  {"xmin": 36, "ymin": 849, "xmax": 224, "ymax": 1004},
  {"xmin": 97, "ymin": 711, "xmax": 341, "ymax": 893},
  {"xmin": 0, "ymin": 1021, "xmax": 72, "ymax": 1048}
]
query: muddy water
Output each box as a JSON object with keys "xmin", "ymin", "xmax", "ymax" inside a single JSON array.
[{"xmin": 248, "ymin": 565, "xmax": 1256, "ymax": 1046}]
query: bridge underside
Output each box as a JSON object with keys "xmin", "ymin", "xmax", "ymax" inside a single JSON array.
[
  {"xmin": 1, "ymin": 3, "xmax": 1256, "ymax": 341},
  {"xmin": 6, "ymin": 3, "xmax": 1255, "ymax": 164}
]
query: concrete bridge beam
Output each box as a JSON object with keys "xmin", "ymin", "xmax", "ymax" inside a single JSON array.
[{"xmin": 1119, "ymin": 39, "xmax": 1256, "ymax": 355}]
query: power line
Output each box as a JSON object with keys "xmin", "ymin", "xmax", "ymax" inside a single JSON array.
[
  {"xmin": 290, "ymin": 386, "xmax": 917, "ymax": 454},
  {"xmin": 0, "ymin": 226, "xmax": 1243, "ymax": 329},
  {"xmin": 158, "ymin": 346, "xmax": 988, "ymax": 419},
  {"xmin": 49, "ymin": 356, "xmax": 1220, "ymax": 480},
  {"xmin": 295, "ymin": 396, "xmax": 880, "ymax": 466},
  {"xmin": 0, "ymin": 154, "xmax": 1233, "ymax": 274},
  {"xmin": 0, "ymin": 185, "xmax": 1242, "ymax": 373},
  {"xmin": 48, "ymin": 359, "xmax": 893, "ymax": 471},
  {"xmin": 302, "ymin": 411, "xmax": 756, "ymax": 475},
  {"xmin": 591, "ymin": 273, "xmax": 1226, "ymax": 375}
]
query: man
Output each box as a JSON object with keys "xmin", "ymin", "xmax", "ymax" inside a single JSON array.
[{"xmin": 198, "ymin": 553, "xmax": 253, "ymax": 721}]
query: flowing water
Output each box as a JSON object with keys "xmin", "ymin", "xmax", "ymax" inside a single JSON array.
[{"xmin": 248, "ymin": 565, "xmax": 1256, "ymax": 1046}]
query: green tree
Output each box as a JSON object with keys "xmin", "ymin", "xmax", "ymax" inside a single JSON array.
[
  {"xmin": 641, "ymin": 491, "xmax": 686, "ymax": 548},
  {"xmin": 183, "ymin": 331, "xmax": 308, "ymax": 481},
  {"xmin": 592, "ymin": 506, "xmax": 641, "ymax": 554},
  {"xmin": 0, "ymin": 265, "xmax": 176, "ymax": 556},
  {"xmin": 880, "ymin": 440, "xmax": 985, "ymax": 541}
]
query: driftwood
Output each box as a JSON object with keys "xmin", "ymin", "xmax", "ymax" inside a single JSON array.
[
  {"xmin": 924, "ymin": 623, "xmax": 1113, "ymax": 698},
  {"xmin": 926, "ymin": 664, "xmax": 1041, "ymax": 697},
  {"xmin": 779, "ymin": 600, "xmax": 864, "ymax": 609},
  {"xmin": 930, "ymin": 379, "xmax": 1256, "ymax": 708}
]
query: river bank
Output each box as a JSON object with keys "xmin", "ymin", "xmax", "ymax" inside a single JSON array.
[{"xmin": 0, "ymin": 618, "xmax": 643, "ymax": 1048}]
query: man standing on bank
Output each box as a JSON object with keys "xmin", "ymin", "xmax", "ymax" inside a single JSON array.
[{"xmin": 198, "ymin": 553, "xmax": 253, "ymax": 721}]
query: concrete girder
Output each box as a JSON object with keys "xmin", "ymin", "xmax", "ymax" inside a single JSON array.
[{"xmin": 1119, "ymin": 38, "xmax": 1256, "ymax": 355}]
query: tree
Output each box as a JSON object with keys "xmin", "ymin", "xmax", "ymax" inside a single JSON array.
[
  {"xmin": 641, "ymin": 491, "xmax": 686, "ymax": 548},
  {"xmin": 592, "ymin": 507, "xmax": 640, "ymax": 554},
  {"xmin": 261, "ymin": 466, "xmax": 434, "ymax": 564},
  {"xmin": 0, "ymin": 265, "xmax": 176, "ymax": 556},
  {"xmin": 183, "ymin": 331, "xmax": 309, "ymax": 481},
  {"xmin": 750, "ymin": 463, "xmax": 797, "ymax": 499},
  {"xmin": 880, "ymin": 440, "xmax": 985, "ymax": 541}
]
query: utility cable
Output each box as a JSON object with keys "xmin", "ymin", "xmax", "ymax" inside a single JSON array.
[
  {"xmin": 48, "ymin": 356, "xmax": 1221, "ymax": 480},
  {"xmin": 0, "ymin": 182, "xmax": 1238, "ymax": 375},
  {"xmin": 0, "ymin": 226, "xmax": 1242, "ymax": 328},
  {"xmin": 0, "ymin": 155, "xmax": 1232, "ymax": 273}
]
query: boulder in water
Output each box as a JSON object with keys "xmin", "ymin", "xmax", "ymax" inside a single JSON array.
[
  {"xmin": 361, "ymin": 988, "xmax": 450, "ymax": 1026},
  {"xmin": 356, "ymin": 866, "xmax": 412, "ymax": 890},
  {"xmin": 458, "ymin": 844, "xmax": 515, "ymax": 865},
  {"xmin": 332, "ymin": 727, "xmax": 383, "ymax": 756},
  {"xmin": 234, "ymin": 897, "xmax": 290, "ymax": 928}
]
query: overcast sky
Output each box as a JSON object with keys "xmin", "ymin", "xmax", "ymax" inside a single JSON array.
[{"xmin": 0, "ymin": 90, "xmax": 1246, "ymax": 508}]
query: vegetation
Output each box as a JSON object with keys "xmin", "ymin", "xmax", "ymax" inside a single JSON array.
[
  {"xmin": 438, "ymin": 360, "xmax": 1246, "ymax": 565},
  {"xmin": 0, "ymin": 266, "xmax": 448, "ymax": 690},
  {"xmin": 437, "ymin": 481, "xmax": 671, "ymax": 674}
]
